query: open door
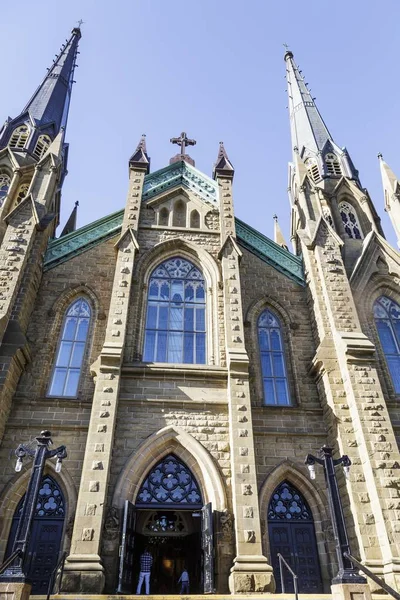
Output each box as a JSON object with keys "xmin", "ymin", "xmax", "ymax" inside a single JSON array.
[
  {"xmin": 201, "ymin": 502, "xmax": 215, "ymax": 594},
  {"xmin": 117, "ymin": 500, "xmax": 136, "ymax": 594}
]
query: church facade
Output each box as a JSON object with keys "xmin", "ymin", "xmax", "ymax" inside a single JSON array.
[{"xmin": 0, "ymin": 27, "xmax": 400, "ymax": 597}]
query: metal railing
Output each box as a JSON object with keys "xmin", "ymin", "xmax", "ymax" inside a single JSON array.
[
  {"xmin": 277, "ymin": 553, "xmax": 299, "ymax": 600},
  {"xmin": 0, "ymin": 549, "xmax": 23, "ymax": 575},
  {"xmin": 344, "ymin": 552, "xmax": 400, "ymax": 600},
  {"xmin": 46, "ymin": 551, "xmax": 67, "ymax": 600}
]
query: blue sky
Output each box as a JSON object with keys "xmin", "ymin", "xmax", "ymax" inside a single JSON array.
[{"xmin": 1, "ymin": 0, "xmax": 399, "ymax": 247}]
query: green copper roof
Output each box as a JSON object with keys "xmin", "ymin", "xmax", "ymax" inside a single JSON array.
[{"xmin": 44, "ymin": 208, "xmax": 304, "ymax": 285}]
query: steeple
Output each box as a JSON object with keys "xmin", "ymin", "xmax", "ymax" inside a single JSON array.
[
  {"xmin": 379, "ymin": 153, "xmax": 400, "ymax": 248},
  {"xmin": 129, "ymin": 134, "xmax": 150, "ymax": 172},
  {"xmin": 284, "ymin": 48, "xmax": 358, "ymax": 183},
  {"xmin": 213, "ymin": 141, "xmax": 234, "ymax": 179},
  {"xmin": 60, "ymin": 201, "xmax": 79, "ymax": 237},
  {"xmin": 273, "ymin": 215, "xmax": 288, "ymax": 250},
  {"xmin": 0, "ymin": 26, "xmax": 81, "ymax": 153}
]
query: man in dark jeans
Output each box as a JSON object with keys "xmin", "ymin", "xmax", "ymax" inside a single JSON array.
[
  {"xmin": 178, "ymin": 566, "xmax": 190, "ymax": 594},
  {"xmin": 136, "ymin": 547, "xmax": 153, "ymax": 595}
]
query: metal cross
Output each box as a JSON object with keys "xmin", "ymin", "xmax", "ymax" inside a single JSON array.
[
  {"xmin": 170, "ymin": 132, "xmax": 196, "ymax": 156},
  {"xmin": 283, "ymin": 42, "xmax": 290, "ymax": 50},
  {"xmin": 77, "ymin": 19, "xmax": 84, "ymax": 27}
]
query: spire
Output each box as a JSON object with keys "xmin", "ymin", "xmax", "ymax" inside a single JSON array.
[
  {"xmin": 285, "ymin": 49, "xmax": 332, "ymax": 156},
  {"xmin": 129, "ymin": 134, "xmax": 150, "ymax": 172},
  {"xmin": 213, "ymin": 142, "xmax": 234, "ymax": 179},
  {"xmin": 285, "ymin": 48, "xmax": 359, "ymax": 181},
  {"xmin": 273, "ymin": 215, "xmax": 288, "ymax": 250},
  {"xmin": 378, "ymin": 153, "xmax": 400, "ymax": 248},
  {"xmin": 60, "ymin": 201, "xmax": 79, "ymax": 237},
  {"xmin": 23, "ymin": 27, "xmax": 81, "ymax": 135}
]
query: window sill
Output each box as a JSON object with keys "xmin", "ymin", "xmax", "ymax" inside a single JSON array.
[{"xmin": 122, "ymin": 362, "xmax": 228, "ymax": 379}]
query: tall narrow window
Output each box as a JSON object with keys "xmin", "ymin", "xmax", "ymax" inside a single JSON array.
[
  {"xmin": 159, "ymin": 207, "xmax": 169, "ymax": 226},
  {"xmin": 325, "ymin": 153, "xmax": 342, "ymax": 176},
  {"xmin": 33, "ymin": 134, "xmax": 51, "ymax": 160},
  {"xmin": 258, "ymin": 309, "xmax": 290, "ymax": 405},
  {"xmin": 48, "ymin": 298, "xmax": 91, "ymax": 397},
  {"xmin": 143, "ymin": 257, "xmax": 206, "ymax": 364},
  {"xmin": 374, "ymin": 296, "xmax": 400, "ymax": 393},
  {"xmin": 0, "ymin": 174, "xmax": 11, "ymax": 206},
  {"xmin": 338, "ymin": 201, "xmax": 363, "ymax": 239},
  {"xmin": 9, "ymin": 125, "xmax": 29, "ymax": 149},
  {"xmin": 190, "ymin": 209, "xmax": 200, "ymax": 228},
  {"xmin": 173, "ymin": 200, "xmax": 186, "ymax": 227}
]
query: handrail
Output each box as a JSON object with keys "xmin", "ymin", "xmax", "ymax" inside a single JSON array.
[
  {"xmin": 46, "ymin": 551, "xmax": 67, "ymax": 600},
  {"xmin": 344, "ymin": 552, "xmax": 400, "ymax": 600},
  {"xmin": 0, "ymin": 549, "xmax": 23, "ymax": 575},
  {"xmin": 277, "ymin": 553, "xmax": 299, "ymax": 600}
]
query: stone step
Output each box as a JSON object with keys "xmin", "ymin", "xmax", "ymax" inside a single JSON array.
[{"xmin": 34, "ymin": 595, "xmax": 334, "ymax": 600}]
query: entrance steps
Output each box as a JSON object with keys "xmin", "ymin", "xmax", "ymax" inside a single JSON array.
[{"xmin": 35, "ymin": 595, "xmax": 335, "ymax": 600}]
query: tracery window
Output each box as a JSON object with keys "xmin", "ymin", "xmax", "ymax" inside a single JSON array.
[
  {"xmin": 14, "ymin": 475, "xmax": 65, "ymax": 517},
  {"xmin": 48, "ymin": 297, "xmax": 91, "ymax": 397},
  {"xmin": 338, "ymin": 201, "xmax": 363, "ymax": 239},
  {"xmin": 136, "ymin": 454, "xmax": 202, "ymax": 508},
  {"xmin": 325, "ymin": 153, "xmax": 342, "ymax": 176},
  {"xmin": 0, "ymin": 174, "xmax": 11, "ymax": 206},
  {"xmin": 374, "ymin": 296, "xmax": 400, "ymax": 393},
  {"xmin": 144, "ymin": 511, "xmax": 188, "ymax": 535},
  {"xmin": 143, "ymin": 257, "xmax": 206, "ymax": 364},
  {"xmin": 268, "ymin": 481, "xmax": 312, "ymax": 521},
  {"xmin": 16, "ymin": 183, "xmax": 29, "ymax": 204},
  {"xmin": 305, "ymin": 158, "xmax": 321, "ymax": 184},
  {"xmin": 33, "ymin": 134, "xmax": 51, "ymax": 160},
  {"xmin": 9, "ymin": 125, "xmax": 29, "ymax": 150},
  {"xmin": 258, "ymin": 309, "xmax": 290, "ymax": 405}
]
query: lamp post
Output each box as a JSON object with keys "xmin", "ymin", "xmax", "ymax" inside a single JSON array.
[
  {"xmin": 305, "ymin": 445, "xmax": 366, "ymax": 585},
  {"xmin": 0, "ymin": 430, "xmax": 67, "ymax": 583}
]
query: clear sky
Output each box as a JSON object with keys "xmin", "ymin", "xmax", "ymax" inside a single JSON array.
[{"xmin": 1, "ymin": 0, "xmax": 399, "ymax": 248}]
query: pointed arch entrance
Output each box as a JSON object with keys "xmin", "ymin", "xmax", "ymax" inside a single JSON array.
[
  {"xmin": 118, "ymin": 453, "xmax": 214, "ymax": 595},
  {"xmin": 268, "ymin": 481, "xmax": 322, "ymax": 593},
  {"xmin": 5, "ymin": 475, "xmax": 65, "ymax": 595}
]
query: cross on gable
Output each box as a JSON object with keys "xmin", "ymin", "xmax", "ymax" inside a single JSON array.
[{"xmin": 170, "ymin": 132, "xmax": 196, "ymax": 156}]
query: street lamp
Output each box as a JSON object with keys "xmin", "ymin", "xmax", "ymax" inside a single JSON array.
[
  {"xmin": 305, "ymin": 445, "xmax": 366, "ymax": 585},
  {"xmin": 0, "ymin": 430, "xmax": 67, "ymax": 584}
]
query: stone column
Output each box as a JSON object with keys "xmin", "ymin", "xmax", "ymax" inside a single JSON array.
[
  {"xmin": 214, "ymin": 152, "xmax": 274, "ymax": 593},
  {"xmin": 63, "ymin": 151, "xmax": 148, "ymax": 593}
]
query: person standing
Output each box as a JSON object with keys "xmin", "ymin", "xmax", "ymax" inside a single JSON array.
[
  {"xmin": 136, "ymin": 547, "xmax": 153, "ymax": 595},
  {"xmin": 178, "ymin": 566, "xmax": 189, "ymax": 594}
]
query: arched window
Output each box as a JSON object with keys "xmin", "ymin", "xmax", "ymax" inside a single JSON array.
[
  {"xmin": 16, "ymin": 183, "xmax": 29, "ymax": 204},
  {"xmin": 325, "ymin": 153, "xmax": 342, "ymax": 176},
  {"xmin": 33, "ymin": 134, "xmax": 51, "ymax": 160},
  {"xmin": 258, "ymin": 309, "xmax": 290, "ymax": 405},
  {"xmin": 9, "ymin": 125, "xmax": 29, "ymax": 150},
  {"xmin": 48, "ymin": 298, "xmax": 91, "ymax": 397},
  {"xmin": 136, "ymin": 454, "xmax": 202, "ymax": 508},
  {"xmin": 173, "ymin": 200, "xmax": 186, "ymax": 227},
  {"xmin": 305, "ymin": 158, "xmax": 321, "ymax": 184},
  {"xmin": 0, "ymin": 174, "xmax": 11, "ymax": 206},
  {"xmin": 338, "ymin": 201, "xmax": 363, "ymax": 239},
  {"xmin": 143, "ymin": 257, "xmax": 206, "ymax": 364},
  {"xmin": 190, "ymin": 209, "xmax": 200, "ymax": 228},
  {"xmin": 159, "ymin": 207, "xmax": 169, "ymax": 226},
  {"xmin": 374, "ymin": 296, "xmax": 400, "ymax": 393},
  {"xmin": 323, "ymin": 209, "xmax": 334, "ymax": 227}
]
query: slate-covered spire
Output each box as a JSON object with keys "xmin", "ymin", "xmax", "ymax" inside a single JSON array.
[
  {"xmin": 273, "ymin": 215, "xmax": 288, "ymax": 250},
  {"xmin": 0, "ymin": 27, "xmax": 81, "ymax": 153},
  {"xmin": 129, "ymin": 134, "xmax": 150, "ymax": 172},
  {"xmin": 23, "ymin": 27, "xmax": 81, "ymax": 135},
  {"xmin": 284, "ymin": 48, "xmax": 358, "ymax": 181},
  {"xmin": 60, "ymin": 201, "xmax": 79, "ymax": 237},
  {"xmin": 379, "ymin": 153, "xmax": 400, "ymax": 248},
  {"xmin": 213, "ymin": 142, "xmax": 234, "ymax": 179}
]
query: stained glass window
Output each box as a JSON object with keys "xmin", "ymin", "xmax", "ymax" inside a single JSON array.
[
  {"xmin": 16, "ymin": 475, "xmax": 65, "ymax": 518},
  {"xmin": 136, "ymin": 454, "xmax": 202, "ymax": 508},
  {"xmin": 268, "ymin": 481, "xmax": 312, "ymax": 521},
  {"xmin": 48, "ymin": 298, "xmax": 91, "ymax": 397},
  {"xmin": 258, "ymin": 309, "xmax": 290, "ymax": 406},
  {"xmin": 143, "ymin": 257, "xmax": 206, "ymax": 364},
  {"xmin": 374, "ymin": 296, "xmax": 400, "ymax": 394},
  {"xmin": 338, "ymin": 201, "xmax": 363, "ymax": 239},
  {"xmin": 0, "ymin": 174, "xmax": 10, "ymax": 206}
]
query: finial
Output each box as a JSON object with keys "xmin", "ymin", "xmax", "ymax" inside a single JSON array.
[
  {"xmin": 213, "ymin": 141, "xmax": 234, "ymax": 179},
  {"xmin": 273, "ymin": 214, "xmax": 278, "ymax": 222},
  {"xmin": 377, "ymin": 152, "xmax": 383, "ymax": 160},
  {"xmin": 77, "ymin": 19, "xmax": 84, "ymax": 28},
  {"xmin": 283, "ymin": 42, "xmax": 293, "ymax": 61},
  {"xmin": 75, "ymin": 200, "xmax": 79, "ymax": 207},
  {"xmin": 129, "ymin": 133, "xmax": 150, "ymax": 172}
]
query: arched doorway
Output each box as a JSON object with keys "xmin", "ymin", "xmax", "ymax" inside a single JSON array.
[
  {"xmin": 5, "ymin": 475, "xmax": 65, "ymax": 595},
  {"xmin": 117, "ymin": 454, "xmax": 214, "ymax": 594},
  {"xmin": 268, "ymin": 481, "xmax": 322, "ymax": 593}
]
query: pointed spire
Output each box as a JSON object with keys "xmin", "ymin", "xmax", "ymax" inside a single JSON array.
[
  {"xmin": 23, "ymin": 27, "xmax": 81, "ymax": 135},
  {"xmin": 273, "ymin": 215, "xmax": 288, "ymax": 250},
  {"xmin": 60, "ymin": 201, "xmax": 79, "ymax": 237},
  {"xmin": 129, "ymin": 134, "xmax": 150, "ymax": 172},
  {"xmin": 378, "ymin": 153, "xmax": 400, "ymax": 247},
  {"xmin": 213, "ymin": 142, "xmax": 234, "ymax": 179}
]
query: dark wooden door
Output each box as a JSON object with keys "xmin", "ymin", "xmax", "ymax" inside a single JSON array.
[
  {"xmin": 269, "ymin": 521, "xmax": 322, "ymax": 593},
  {"xmin": 201, "ymin": 502, "xmax": 214, "ymax": 594},
  {"xmin": 117, "ymin": 500, "xmax": 136, "ymax": 594}
]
